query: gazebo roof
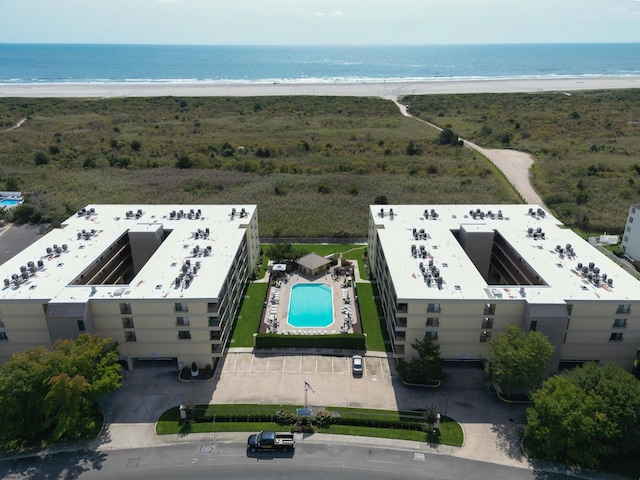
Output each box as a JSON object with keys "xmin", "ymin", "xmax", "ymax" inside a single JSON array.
[{"xmin": 297, "ymin": 253, "xmax": 332, "ymax": 270}]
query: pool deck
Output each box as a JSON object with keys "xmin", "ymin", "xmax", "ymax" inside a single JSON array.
[{"xmin": 260, "ymin": 269, "xmax": 361, "ymax": 336}]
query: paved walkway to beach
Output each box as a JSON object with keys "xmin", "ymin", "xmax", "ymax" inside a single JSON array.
[{"xmin": 392, "ymin": 100, "xmax": 545, "ymax": 207}]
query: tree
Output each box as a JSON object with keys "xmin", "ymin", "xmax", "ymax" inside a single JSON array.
[
  {"xmin": 405, "ymin": 140, "xmax": 421, "ymax": 156},
  {"xmin": 526, "ymin": 362, "xmax": 640, "ymax": 469},
  {"xmin": 396, "ymin": 336, "xmax": 444, "ymax": 384},
  {"xmin": 0, "ymin": 334, "xmax": 122, "ymax": 447},
  {"xmin": 175, "ymin": 154, "xmax": 193, "ymax": 169},
  {"xmin": 34, "ymin": 151, "xmax": 50, "ymax": 165},
  {"xmin": 438, "ymin": 126, "xmax": 462, "ymax": 146},
  {"xmin": 265, "ymin": 244, "xmax": 309, "ymax": 263},
  {"xmin": 485, "ymin": 325, "xmax": 554, "ymax": 394},
  {"xmin": 130, "ymin": 140, "xmax": 142, "ymax": 152}
]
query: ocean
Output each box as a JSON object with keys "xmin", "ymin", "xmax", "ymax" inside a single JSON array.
[{"xmin": 0, "ymin": 43, "xmax": 639, "ymax": 84}]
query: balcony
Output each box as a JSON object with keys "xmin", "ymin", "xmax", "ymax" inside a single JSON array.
[{"xmin": 481, "ymin": 318, "xmax": 493, "ymax": 329}]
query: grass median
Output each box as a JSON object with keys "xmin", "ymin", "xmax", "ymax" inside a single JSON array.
[{"xmin": 156, "ymin": 404, "xmax": 463, "ymax": 447}]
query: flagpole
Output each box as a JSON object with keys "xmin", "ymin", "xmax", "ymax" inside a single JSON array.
[{"xmin": 304, "ymin": 382, "xmax": 308, "ymax": 408}]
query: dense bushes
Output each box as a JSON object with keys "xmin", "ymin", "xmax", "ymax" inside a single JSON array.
[{"xmin": 255, "ymin": 333, "xmax": 366, "ymax": 350}]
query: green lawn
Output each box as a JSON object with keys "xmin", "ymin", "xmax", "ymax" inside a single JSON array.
[
  {"xmin": 355, "ymin": 282, "xmax": 388, "ymax": 352},
  {"xmin": 230, "ymin": 282, "xmax": 268, "ymax": 348},
  {"xmin": 156, "ymin": 404, "xmax": 463, "ymax": 447}
]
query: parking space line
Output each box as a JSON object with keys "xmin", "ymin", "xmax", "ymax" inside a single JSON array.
[{"xmin": 232, "ymin": 353, "xmax": 239, "ymax": 372}]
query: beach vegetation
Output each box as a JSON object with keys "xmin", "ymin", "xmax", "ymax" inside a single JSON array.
[
  {"xmin": 1, "ymin": 95, "xmax": 519, "ymax": 234},
  {"xmin": 403, "ymin": 89, "xmax": 640, "ymax": 233}
]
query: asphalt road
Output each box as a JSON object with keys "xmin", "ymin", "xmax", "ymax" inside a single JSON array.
[{"xmin": 2, "ymin": 442, "xmax": 576, "ymax": 480}]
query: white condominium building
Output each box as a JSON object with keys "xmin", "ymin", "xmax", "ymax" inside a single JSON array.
[
  {"xmin": 0, "ymin": 204, "xmax": 259, "ymax": 371},
  {"xmin": 368, "ymin": 205, "xmax": 640, "ymax": 373}
]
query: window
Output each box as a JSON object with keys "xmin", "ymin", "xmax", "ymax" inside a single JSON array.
[
  {"xmin": 396, "ymin": 317, "xmax": 407, "ymax": 328},
  {"xmin": 480, "ymin": 331, "xmax": 491, "ymax": 342},
  {"xmin": 484, "ymin": 303, "xmax": 496, "ymax": 315},
  {"xmin": 616, "ymin": 304, "xmax": 631, "ymax": 314},
  {"xmin": 176, "ymin": 316, "xmax": 190, "ymax": 326},
  {"xmin": 613, "ymin": 318, "xmax": 627, "ymax": 328},
  {"xmin": 122, "ymin": 317, "xmax": 135, "ymax": 328},
  {"xmin": 0, "ymin": 318, "xmax": 4, "ymax": 328},
  {"xmin": 425, "ymin": 331, "xmax": 438, "ymax": 339},
  {"xmin": 397, "ymin": 303, "xmax": 408, "ymax": 313},
  {"xmin": 208, "ymin": 317, "xmax": 220, "ymax": 327},
  {"xmin": 609, "ymin": 332, "xmax": 624, "ymax": 342},
  {"xmin": 395, "ymin": 331, "xmax": 406, "ymax": 341},
  {"xmin": 0, "ymin": 332, "xmax": 7, "ymax": 341},
  {"xmin": 77, "ymin": 320, "xmax": 86, "ymax": 331},
  {"xmin": 175, "ymin": 302, "xmax": 188, "ymax": 312},
  {"xmin": 119, "ymin": 303, "xmax": 132, "ymax": 314},
  {"xmin": 426, "ymin": 317, "xmax": 439, "ymax": 327},
  {"xmin": 178, "ymin": 330, "xmax": 191, "ymax": 339},
  {"xmin": 207, "ymin": 302, "xmax": 218, "ymax": 313},
  {"xmin": 395, "ymin": 344, "xmax": 405, "ymax": 355},
  {"xmin": 125, "ymin": 331, "xmax": 137, "ymax": 342},
  {"xmin": 624, "ymin": 236, "xmax": 629, "ymax": 243},
  {"xmin": 529, "ymin": 320, "xmax": 537, "ymax": 332},
  {"xmin": 481, "ymin": 317, "xmax": 493, "ymax": 329},
  {"xmin": 630, "ymin": 217, "xmax": 634, "ymax": 223},
  {"xmin": 210, "ymin": 331, "xmax": 222, "ymax": 341},
  {"xmin": 427, "ymin": 303, "xmax": 441, "ymax": 313}
]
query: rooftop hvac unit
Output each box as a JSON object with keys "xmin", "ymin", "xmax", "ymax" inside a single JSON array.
[
  {"xmin": 4, "ymin": 278, "xmax": 10, "ymax": 287},
  {"xmin": 37, "ymin": 260, "xmax": 44, "ymax": 268}
]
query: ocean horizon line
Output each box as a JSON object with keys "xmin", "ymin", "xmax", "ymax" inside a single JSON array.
[{"xmin": 2, "ymin": 41, "xmax": 640, "ymax": 47}]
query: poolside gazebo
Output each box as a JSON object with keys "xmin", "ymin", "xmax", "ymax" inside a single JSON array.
[{"xmin": 297, "ymin": 253, "xmax": 332, "ymax": 276}]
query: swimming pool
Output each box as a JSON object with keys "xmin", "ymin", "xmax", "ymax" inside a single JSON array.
[
  {"xmin": 288, "ymin": 284, "xmax": 333, "ymax": 328},
  {"xmin": 0, "ymin": 199, "xmax": 21, "ymax": 207}
]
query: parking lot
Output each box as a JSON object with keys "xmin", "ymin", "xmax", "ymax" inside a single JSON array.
[{"xmin": 192, "ymin": 351, "xmax": 399, "ymax": 410}]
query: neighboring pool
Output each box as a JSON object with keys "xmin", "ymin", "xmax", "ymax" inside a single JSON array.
[
  {"xmin": 288, "ymin": 284, "xmax": 333, "ymax": 328},
  {"xmin": 0, "ymin": 199, "xmax": 21, "ymax": 207}
]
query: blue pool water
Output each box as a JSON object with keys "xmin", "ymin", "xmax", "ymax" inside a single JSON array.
[
  {"xmin": 288, "ymin": 284, "xmax": 333, "ymax": 328},
  {"xmin": 0, "ymin": 199, "xmax": 21, "ymax": 206}
]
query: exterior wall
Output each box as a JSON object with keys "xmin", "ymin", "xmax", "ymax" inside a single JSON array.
[
  {"xmin": 0, "ymin": 300, "xmax": 51, "ymax": 362},
  {"xmin": 621, "ymin": 203, "xmax": 640, "ymax": 261},
  {"xmin": 368, "ymin": 206, "xmax": 640, "ymax": 372},
  {"xmin": 0, "ymin": 204, "xmax": 259, "ymax": 370}
]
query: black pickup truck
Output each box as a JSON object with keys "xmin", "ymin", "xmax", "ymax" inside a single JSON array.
[{"xmin": 247, "ymin": 431, "xmax": 295, "ymax": 453}]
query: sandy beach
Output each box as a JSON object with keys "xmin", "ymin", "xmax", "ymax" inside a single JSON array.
[{"xmin": 1, "ymin": 77, "xmax": 639, "ymax": 99}]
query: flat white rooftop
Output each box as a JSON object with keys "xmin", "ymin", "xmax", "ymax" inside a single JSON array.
[
  {"xmin": 371, "ymin": 205, "xmax": 639, "ymax": 303},
  {"xmin": 0, "ymin": 204, "xmax": 256, "ymax": 304}
]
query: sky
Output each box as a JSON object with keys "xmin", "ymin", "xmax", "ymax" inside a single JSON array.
[{"xmin": 1, "ymin": 0, "xmax": 639, "ymax": 45}]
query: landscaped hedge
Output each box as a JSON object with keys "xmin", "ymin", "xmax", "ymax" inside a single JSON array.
[{"xmin": 255, "ymin": 333, "xmax": 366, "ymax": 350}]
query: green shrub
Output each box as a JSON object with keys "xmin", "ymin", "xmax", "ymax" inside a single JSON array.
[{"xmin": 255, "ymin": 333, "xmax": 366, "ymax": 350}]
